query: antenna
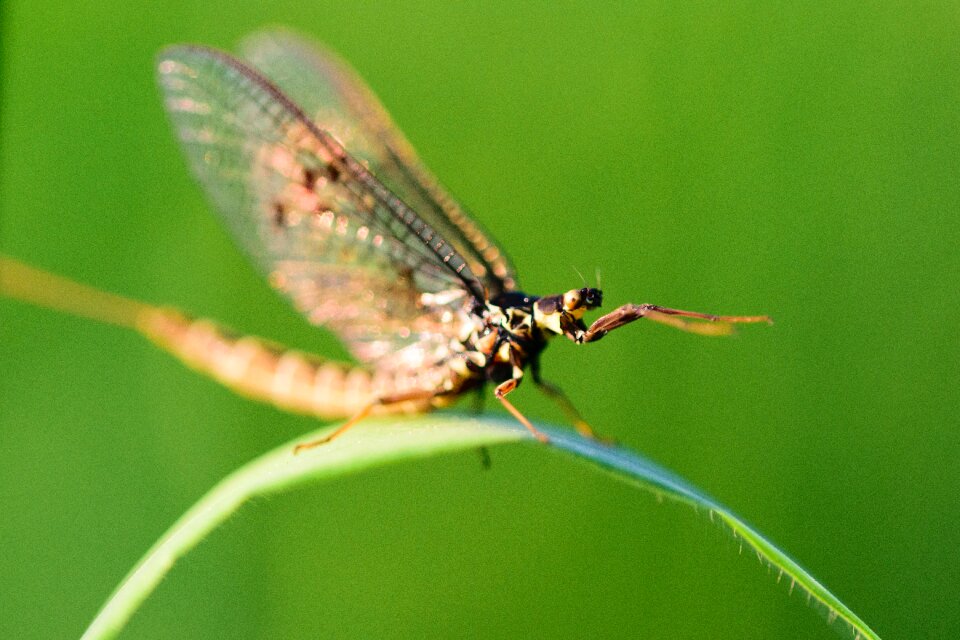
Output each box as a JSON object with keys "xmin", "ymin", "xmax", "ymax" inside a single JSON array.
[{"xmin": 571, "ymin": 264, "xmax": 586, "ymax": 286}]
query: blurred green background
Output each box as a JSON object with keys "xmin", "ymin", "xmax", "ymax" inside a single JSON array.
[{"xmin": 2, "ymin": 2, "xmax": 958, "ymax": 638}]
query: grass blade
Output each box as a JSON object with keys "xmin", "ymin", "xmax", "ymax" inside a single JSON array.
[{"xmin": 80, "ymin": 416, "xmax": 880, "ymax": 640}]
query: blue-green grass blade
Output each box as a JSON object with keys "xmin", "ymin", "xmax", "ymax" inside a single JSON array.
[{"xmin": 81, "ymin": 416, "xmax": 880, "ymax": 640}]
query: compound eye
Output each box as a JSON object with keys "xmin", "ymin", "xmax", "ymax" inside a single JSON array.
[
  {"xmin": 562, "ymin": 289, "xmax": 582, "ymax": 311},
  {"xmin": 578, "ymin": 287, "xmax": 601, "ymax": 309}
]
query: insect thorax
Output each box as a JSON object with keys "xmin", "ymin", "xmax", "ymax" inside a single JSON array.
[
  {"xmin": 446, "ymin": 286, "xmax": 604, "ymax": 386},
  {"xmin": 447, "ymin": 292, "xmax": 545, "ymax": 384}
]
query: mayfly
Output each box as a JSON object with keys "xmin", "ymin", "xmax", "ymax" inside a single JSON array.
[{"xmin": 0, "ymin": 31, "xmax": 770, "ymax": 451}]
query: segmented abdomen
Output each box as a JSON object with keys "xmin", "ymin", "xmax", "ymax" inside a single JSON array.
[{"xmin": 138, "ymin": 309, "xmax": 434, "ymax": 418}]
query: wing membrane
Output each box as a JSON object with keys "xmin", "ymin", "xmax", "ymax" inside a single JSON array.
[
  {"xmin": 157, "ymin": 46, "xmax": 482, "ymax": 363},
  {"xmin": 239, "ymin": 29, "xmax": 517, "ymax": 296}
]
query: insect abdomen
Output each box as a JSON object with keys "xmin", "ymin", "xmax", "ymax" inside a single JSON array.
[{"xmin": 138, "ymin": 309, "xmax": 410, "ymax": 419}]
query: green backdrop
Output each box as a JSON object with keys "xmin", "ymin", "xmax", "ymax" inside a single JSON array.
[{"xmin": 2, "ymin": 3, "xmax": 958, "ymax": 638}]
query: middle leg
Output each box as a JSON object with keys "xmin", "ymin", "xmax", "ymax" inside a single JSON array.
[{"xmin": 494, "ymin": 378, "xmax": 550, "ymax": 443}]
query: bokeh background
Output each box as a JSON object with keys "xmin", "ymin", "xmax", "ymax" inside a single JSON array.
[{"xmin": 2, "ymin": 3, "xmax": 958, "ymax": 638}]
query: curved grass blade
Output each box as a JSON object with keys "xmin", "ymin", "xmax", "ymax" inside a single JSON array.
[
  {"xmin": 80, "ymin": 416, "xmax": 880, "ymax": 640},
  {"xmin": 544, "ymin": 428, "xmax": 880, "ymax": 640}
]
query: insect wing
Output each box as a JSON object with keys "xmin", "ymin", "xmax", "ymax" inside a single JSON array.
[
  {"xmin": 157, "ymin": 46, "xmax": 481, "ymax": 363},
  {"xmin": 239, "ymin": 29, "xmax": 518, "ymax": 296}
]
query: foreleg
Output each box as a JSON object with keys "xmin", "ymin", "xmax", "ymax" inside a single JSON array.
[{"xmin": 578, "ymin": 304, "xmax": 771, "ymax": 342}]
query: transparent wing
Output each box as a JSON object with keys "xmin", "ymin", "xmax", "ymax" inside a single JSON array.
[
  {"xmin": 157, "ymin": 46, "xmax": 483, "ymax": 364},
  {"xmin": 239, "ymin": 29, "xmax": 518, "ymax": 296}
]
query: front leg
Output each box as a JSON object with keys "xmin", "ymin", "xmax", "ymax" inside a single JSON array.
[{"xmin": 579, "ymin": 304, "xmax": 772, "ymax": 343}]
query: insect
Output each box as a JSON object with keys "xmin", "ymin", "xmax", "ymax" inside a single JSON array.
[{"xmin": 2, "ymin": 31, "xmax": 770, "ymax": 451}]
